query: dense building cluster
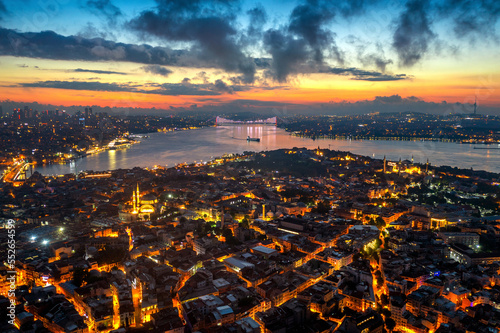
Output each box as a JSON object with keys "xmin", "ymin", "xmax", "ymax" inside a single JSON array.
[
  {"xmin": 0, "ymin": 109, "xmax": 212, "ymax": 167},
  {"xmin": 1, "ymin": 148, "xmax": 500, "ymax": 333},
  {"xmin": 280, "ymin": 113, "xmax": 500, "ymax": 143}
]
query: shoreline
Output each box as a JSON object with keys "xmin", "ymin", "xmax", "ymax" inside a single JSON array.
[
  {"xmin": 287, "ymin": 132, "xmax": 500, "ymax": 144},
  {"xmin": 33, "ymin": 126, "xmax": 500, "ymax": 175}
]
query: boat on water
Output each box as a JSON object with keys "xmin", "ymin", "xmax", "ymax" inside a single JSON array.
[
  {"xmin": 247, "ymin": 136, "xmax": 260, "ymax": 142},
  {"xmin": 108, "ymin": 138, "xmax": 134, "ymax": 150}
]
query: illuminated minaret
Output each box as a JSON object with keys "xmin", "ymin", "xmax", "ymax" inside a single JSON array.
[
  {"xmin": 411, "ymin": 155, "xmax": 414, "ymax": 164},
  {"xmin": 426, "ymin": 159, "xmax": 429, "ymax": 174},
  {"xmin": 398, "ymin": 157, "xmax": 401, "ymax": 176},
  {"xmin": 136, "ymin": 183, "xmax": 140, "ymax": 212},
  {"xmin": 132, "ymin": 183, "xmax": 140, "ymax": 213},
  {"xmin": 132, "ymin": 188, "xmax": 137, "ymax": 213},
  {"xmin": 383, "ymin": 156, "xmax": 386, "ymax": 173}
]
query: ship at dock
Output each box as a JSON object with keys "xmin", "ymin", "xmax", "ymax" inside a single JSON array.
[{"xmin": 108, "ymin": 138, "xmax": 135, "ymax": 149}]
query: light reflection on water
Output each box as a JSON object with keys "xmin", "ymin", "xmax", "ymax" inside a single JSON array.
[{"xmin": 35, "ymin": 125, "xmax": 500, "ymax": 175}]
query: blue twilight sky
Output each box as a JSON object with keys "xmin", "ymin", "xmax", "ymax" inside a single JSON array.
[{"xmin": 0, "ymin": 0, "xmax": 499, "ymax": 114}]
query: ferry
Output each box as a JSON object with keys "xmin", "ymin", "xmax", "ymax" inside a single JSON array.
[
  {"xmin": 108, "ymin": 138, "xmax": 134, "ymax": 149},
  {"xmin": 247, "ymin": 136, "xmax": 260, "ymax": 142}
]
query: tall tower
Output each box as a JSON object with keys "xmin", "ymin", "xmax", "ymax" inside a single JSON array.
[
  {"xmin": 136, "ymin": 183, "xmax": 140, "ymax": 209},
  {"xmin": 383, "ymin": 156, "xmax": 386, "ymax": 173},
  {"xmin": 426, "ymin": 159, "xmax": 429, "ymax": 174},
  {"xmin": 398, "ymin": 158, "xmax": 401, "ymax": 176},
  {"xmin": 473, "ymin": 97, "xmax": 477, "ymax": 115},
  {"xmin": 132, "ymin": 189, "xmax": 137, "ymax": 213}
]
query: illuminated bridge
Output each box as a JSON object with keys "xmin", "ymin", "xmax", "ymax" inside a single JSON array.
[{"xmin": 216, "ymin": 116, "xmax": 277, "ymax": 126}]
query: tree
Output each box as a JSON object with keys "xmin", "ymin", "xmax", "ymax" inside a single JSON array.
[
  {"xmin": 257, "ymin": 234, "xmax": 267, "ymax": 241},
  {"xmin": 386, "ymin": 318, "xmax": 396, "ymax": 332},
  {"xmin": 381, "ymin": 308, "xmax": 391, "ymax": 318},
  {"xmin": 222, "ymin": 228, "xmax": 233, "ymax": 239},
  {"xmin": 375, "ymin": 216, "xmax": 386, "ymax": 228},
  {"xmin": 240, "ymin": 216, "xmax": 251, "ymax": 229},
  {"xmin": 380, "ymin": 294, "xmax": 389, "ymax": 306},
  {"xmin": 312, "ymin": 200, "xmax": 330, "ymax": 214},
  {"xmin": 73, "ymin": 267, "xmax": 88, "ymax": 287}
]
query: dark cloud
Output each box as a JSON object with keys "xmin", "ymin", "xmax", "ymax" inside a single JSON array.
[
  {"xmin": 152, "ymin": 83, "xmax": 224, "ymax": 96},
  {"xmin": 357, "ymin": 54, "xmax": 393, "ymax": 73},
  {"xmin": 140, "ymin": 65, "xmax": 172, "ymax": 77},
  {"xmin": 263, "ymin": 0, "xmax": 346, "ymax": 82},
  {"xmin": 78, "ymin": 23, "xmax": 110, "ymax": 39},
  {"xmin": 246, "ymin": 6, "xmax": 267, "ymax": 37},
  {"xmin": 17, "ymin": 79, "xmax": 245, "ymax": 96},
  {"xmin": 324, "ymin": 67, "xmax": 409, "ymax": 81},
  {"xmin": 0, "ymin": 0, "xmax": 6, "ymax": 20},
  {"xmin": 371, "ymin": 57, "xmax": 393, "ymax": 73},
  {"xmin": 243, "ymin": 5, "xmax": 267, "ymax": 47},
  {"xmin": 85, "ymin": 0, "xmax": 122, "ymax": 25},
  {"xmin": 0, "ymin": 28, "xmax": 204, "ymax": 67},
  {"xmin": 213, "ymin": 79, "xmax": 233, "ymax": 94},
  {"xmin": 73, "ymin": 68, "xmax": 127, "ymax": 75},
  {"xmin": 253, "ymin": 58, "xmax": 271, "ymax": 69},
  {"xmin": 392, "ymin": 0, "xmax": 435, "ymax": 67},
  {"xmin": 20, "ymin": 80, "xmax": 133, "ymax": 92},
  {"xmin": 438, "ymin": 0, "xmax": 500, "ymax": 41},
  {"xmin": 288, "ymin": 0, "xmax": 336, "ymax": 63},
  {"xmin": 352, "ymin": 74, "xmax": 407, "ymax": 81},
  {"xmin": 358, "ymin": 42, "xmax": 393, "ymax": 73},
  {"xmin": 194, "ymin": 71, "xmax": 209, "ymax": 84},
  {"xmin": 338, "ymin": 0, "xmax": 376, "ymax": 18},
  {"xmin": 263, "ymin": 29, "xmax": 309, "ymax": 82},
  {"xmin": 5, "ymin": 94, "xmax": 496, "ymax": 116},
  {"xmin": 373, "ymin": 95, "xmax": 405, "ymax": 103},
  {"xmin": 129, "ymin": 0, "xmax": 257, "ymax": 83}
]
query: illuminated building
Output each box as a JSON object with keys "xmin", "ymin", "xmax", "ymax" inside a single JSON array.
[{"xmin": 119, "ymin": 183, "xmax": 158, "ymax": 222}]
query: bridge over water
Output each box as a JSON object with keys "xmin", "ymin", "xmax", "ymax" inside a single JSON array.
[{"xmin": 215, "ymin": 116, "xmax": 277, "ymax": 126}]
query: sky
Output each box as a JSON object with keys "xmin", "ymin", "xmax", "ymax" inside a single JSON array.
[{"xmin": 0, "ymin": 0, "xmax": 499, "ymax": 115}]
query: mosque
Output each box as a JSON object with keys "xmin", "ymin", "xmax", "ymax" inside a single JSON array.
[{"xmin": 119, "ymin": 183, "xmax": 158, "ymax": 222}]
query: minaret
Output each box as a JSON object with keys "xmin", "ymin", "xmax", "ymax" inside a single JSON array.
[
  {"xmin": 398, "ymin": 157, "xmax": 401, "ymax": 176},
  {"xmin": 383, "ymin": 155, "xmax": 386, "ymax": 173},
  {"xmin": 132, "ymin": 189, "xmax": 137, "ymax": 213},
  {"xmin": 132, "ymin": 191, "xmax": 136, "ymax": 213},
  {"xmin": 474, "ymin": 97, "xmax": 477, "ymax": 115},
  {"xmin": 136, "ymin": 183, "xmax": 140, "ymax": 207},
  {"xmin": 133, "ymin": 183, "xmax": 140, "ymax": 213},
  {"xmin": 411, "ymin": 155, "xmax": 414, "ymax": 164},
  {"xmin": 426, "ymin": 159, "xmax": 429, "ymax": 174}
]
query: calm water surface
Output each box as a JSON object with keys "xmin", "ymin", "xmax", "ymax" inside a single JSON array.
[{"xmin": 35, "ymin": 125, "xmax": 500, "ymax": 175}]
